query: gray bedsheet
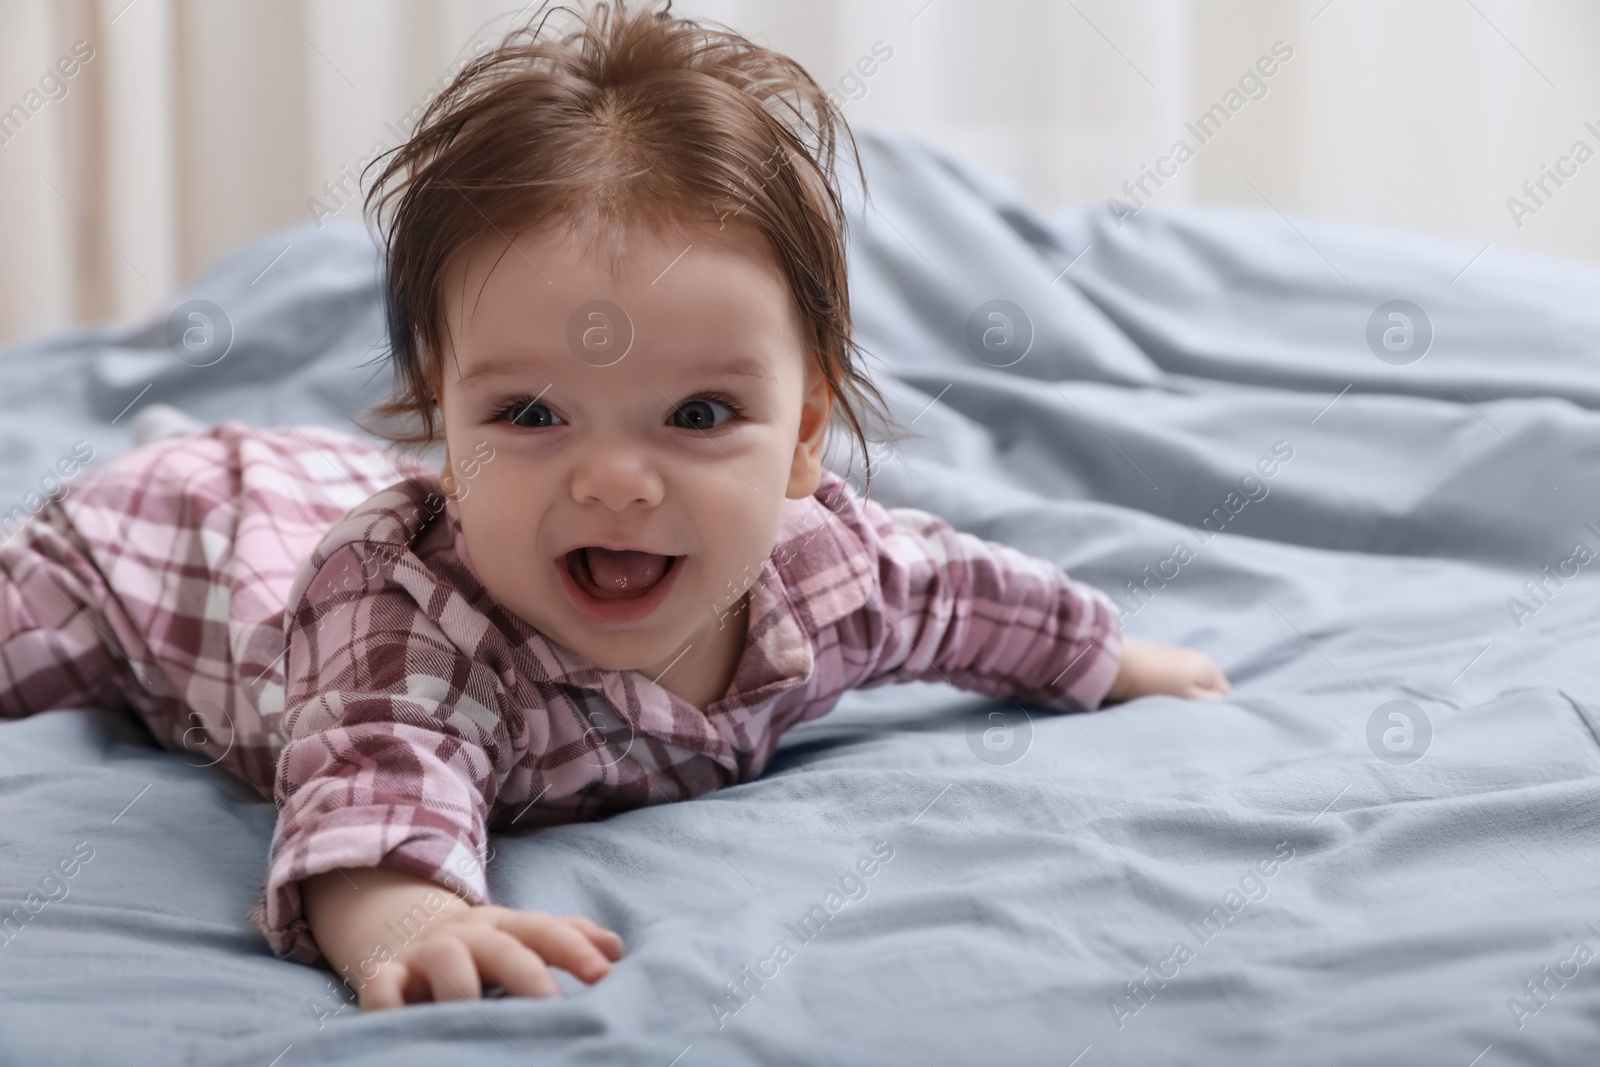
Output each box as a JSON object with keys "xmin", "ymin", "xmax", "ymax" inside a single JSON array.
[{"xmin": 3, "ymin": 127, "xmax": 1600, "ymax": 1065}]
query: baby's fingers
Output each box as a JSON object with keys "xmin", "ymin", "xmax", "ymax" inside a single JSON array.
[
  {"xmin": 454, "ymin": 925, "xmax": 561, "ymax": 999},
  {"xmin": 497, "ymin": 911, "xmax": 616, "ymax": 983},
  {"xmin": 357, "ymin": 943, "xmax": 476, "ymax": 1011},
  {"xmin": 1197, "ymin": 656, "xmax": 1232, "ymax": 697},
  {"xmin": 359, "ymin": 960, "xmax": 412, "ymax": 1012},
  {"xmin": 562, "ymin": 914, "xmax": 625, "ymax": 961},
  {"xmin": 412, "ymin": 935, "xmax": 483, "ymax": 1003}
]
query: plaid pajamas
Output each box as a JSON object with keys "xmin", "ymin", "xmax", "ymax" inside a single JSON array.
[{"xmin": 0, "ymin": 421, "xmax": 1123, "ymax": 967}]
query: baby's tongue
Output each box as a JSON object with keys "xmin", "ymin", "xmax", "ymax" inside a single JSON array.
[{"xmin": 584, "ymin": 547, "xmax": 670, "ymax": 599}]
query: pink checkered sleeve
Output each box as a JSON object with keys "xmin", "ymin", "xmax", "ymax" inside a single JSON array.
[
  {"xmin": 844, "ymin": 495, "xmax": 1124, "ymax": 711},
  {"xmin": 254, "ymin": 539, "xmax": 512, "ymax": 967}
]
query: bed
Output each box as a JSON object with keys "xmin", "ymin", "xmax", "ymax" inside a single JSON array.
[{"xmin": 3, "ymin": 127, "xmax": 1599, "ymax": 1065}]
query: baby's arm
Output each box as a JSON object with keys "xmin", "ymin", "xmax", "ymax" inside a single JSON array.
[
  {"xmin": 302, "ymin": 865, "xmax": 620, "ymax": 1010},
  {"xmin": 835, "ymin": 494, "xmax": 1228, "ymax": 706},
  {"xmin": 254, "ymin": 539, "xmax": 622, "ymax": 1009}
]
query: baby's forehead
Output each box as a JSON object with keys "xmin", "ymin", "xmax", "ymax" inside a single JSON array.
[
  {"xmin": 434, "ymin": 229, "xmax": 806, "ymax": 389},
  {"xmin": 457, "ymin": 210, "xmax": 777, "ymax": 284},
  {"xmin": 439, "ymin": 217, "xmax": 798, "ymax": 346}
]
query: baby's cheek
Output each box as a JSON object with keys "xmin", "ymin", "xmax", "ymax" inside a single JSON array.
[
  {"xmin": 455, "ymin": 502, "xmax": 533, "ymax": 610},
  {"xmin": 712, "ymin": 539, "xmax": 783, "ymax": 612}
]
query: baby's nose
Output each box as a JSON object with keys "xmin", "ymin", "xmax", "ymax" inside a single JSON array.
[{"xmin": 569, "ymin": 447, "xmax": 665, "ymax": 510}]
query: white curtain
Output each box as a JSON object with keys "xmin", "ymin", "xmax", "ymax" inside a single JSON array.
[{"xmin": 1, "ymin": 0, "xmax": 1596, "ymax": 347}]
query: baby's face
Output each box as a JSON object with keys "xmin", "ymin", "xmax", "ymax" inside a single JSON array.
[{"xmin": 434, "ymin": 220, "xmax": 831, "ymax": 691}]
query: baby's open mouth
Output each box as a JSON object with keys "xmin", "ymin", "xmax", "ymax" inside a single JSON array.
[{"xmin": 565, "ymin": 547, "xmax": 678, "ymax": 601}]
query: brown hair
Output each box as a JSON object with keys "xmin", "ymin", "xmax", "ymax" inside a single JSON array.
[{"xmin": 354, "ymin": 0, "xmax": 900, "ymax": 488}]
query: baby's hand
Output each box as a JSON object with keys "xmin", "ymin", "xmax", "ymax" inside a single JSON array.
[
  {"xmin": 361, "ymin": 905, "xmax": 624, "ymax": 1010},
  {"xmin": 1105, "ymin": 640, "xmax": 1231, "ymax": 703},
  {"xmin": 302, "ymin": 865, "xmax": 624, "ymax": 1013}
]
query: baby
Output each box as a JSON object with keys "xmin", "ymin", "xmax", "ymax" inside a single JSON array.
[{"xmin": 0, "ymin": 0, "xmax": 1228, "ymax": 1011}]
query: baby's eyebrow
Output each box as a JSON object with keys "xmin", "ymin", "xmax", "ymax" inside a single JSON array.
[
  {"xmin": 455, "ymin": 354, "xmax": 775, "ymax": 387},
  {"xmin": 455, "ymin": 356, "xmax": 558, "ymax": 388},
  {"xmin": 699, "ymin": 356, "xmax": 775, "ymax": 382}
]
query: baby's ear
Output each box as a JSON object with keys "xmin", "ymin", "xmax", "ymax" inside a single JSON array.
[{"xmin": 785, "ymin": 366, "xmax": 834, "ymax": 500}]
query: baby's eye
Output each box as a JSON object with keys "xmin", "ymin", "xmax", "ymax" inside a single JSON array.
[
  {"xmin": 500, "ymin": 400, "xmax": 564, "ymax": 428},
  {"xmin": 670, "ymin": 397, "xmax": 738, "ymax": 431}
]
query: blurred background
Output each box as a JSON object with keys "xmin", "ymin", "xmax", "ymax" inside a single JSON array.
[{"xmin": 1, "ymin": 0, "xmax": 1597, "ymax": 347}]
